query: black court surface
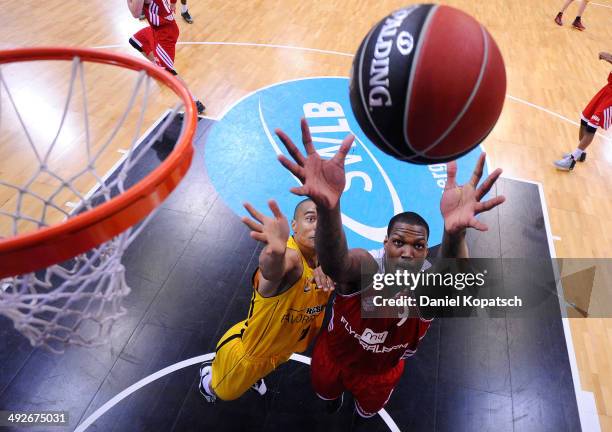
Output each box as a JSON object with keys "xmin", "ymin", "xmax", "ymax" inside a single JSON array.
[{"xmin": 0, "ymin": 117, "xmax": 581, "ymax": 431}]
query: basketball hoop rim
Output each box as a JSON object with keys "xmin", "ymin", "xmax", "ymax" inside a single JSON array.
[{"xmin": 0, "ymin": 47, "xmax": 197, "ymax": 278}]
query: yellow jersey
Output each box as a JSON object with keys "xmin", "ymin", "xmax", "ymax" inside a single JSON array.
[{"xmin": 231, "ymin": 236, "xmax": 330, "ymax": 358}]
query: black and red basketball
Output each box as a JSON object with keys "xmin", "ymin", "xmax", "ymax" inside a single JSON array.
[{"xmin": 349, "ymin": 4, "xmax": 506, "ymax": 164}]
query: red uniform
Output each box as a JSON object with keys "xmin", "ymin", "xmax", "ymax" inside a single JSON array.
[
  {"xmin": 311, "ymin": 288, "xmax": 431, "ymax": 417},
  {"xmin": 581, "ymin": 72, "xmax": 612, "ymax": 130},
  {"xmin": 131, "ymin": 0, "xmax": 179, "ymax": 72}
]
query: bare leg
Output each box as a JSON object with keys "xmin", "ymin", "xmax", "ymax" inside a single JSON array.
[
  {"xmin": 578, "ymin": 129, "xmax": 595, "ymax": 151},
  {"xmin": 578, "ymin": 123, "xmax": 586, "ymax": 141},
  {"xmin": 171, "ymin": 71, "xmax": 205, "ymax": 113},
  {"xmin": 559, "ymin": 0, "xmax": 574, "ymax": 13},
  {"xmin": 577, "ymin": 0, "xmax": 589, "ymax": 16}
]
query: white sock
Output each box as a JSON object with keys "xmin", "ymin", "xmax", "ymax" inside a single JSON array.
[
  {"xmin": 181, "ymin": 4, "xmax": 188, "ymax": 13},
  {"xmin": 571, "ymin": 149, "xmax": 584, "ymax": 159},
  {"xmin": 201, "ymin": 372, "xmax": 213, "ymax": 395}
]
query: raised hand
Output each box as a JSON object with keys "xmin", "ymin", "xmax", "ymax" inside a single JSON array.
[
  {"xmin": 276, "ymin": 118, "xmax": 354, "ymax": 210},
  {"xmin": 241, "ymin": 200, "xmax": 289, "ymax": 254},
  {"xmin": 440, "ymin": 153, "xmax": 506, "ymax": 235}
]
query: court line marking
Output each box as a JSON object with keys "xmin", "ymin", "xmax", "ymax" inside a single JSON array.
[
  {"xmin": 535, "ymin": 178, "xmax": 602, "ymax": 432},
  {"xmin": 93, "ymin": 41, "xmax": 611, "ymax": 144},
  {"xmin": 506, "ymin": 95, "xmax": 610, "ymax": 142},
  {"xmin": 591, "ymin": 2, "xmax": 612, "ymax": 10},
  {"xmin": 553, "ymin": 235, "xmax": 562, "ymax": 241},
  {"xmin": 88, "ymin": 40, "xmax": 600, "ymax": 430},
  {"xmin": 74, "ymin": 353, "xmax": 400, "ymax": 432},
  {"xmin": 501, "ymin": 173, "xmax": 601, "ymax": 432},
  {"xmin": 94, "ymin": 41, "xmax": 355, "ymax": 57}
]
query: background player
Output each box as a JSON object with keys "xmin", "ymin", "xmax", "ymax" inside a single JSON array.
[
  {"xmin": 179, "ymin": 0, "xmax": 194, "ymax": 24},
  {"xmin": 554, "ymin": 0, "xmax": 589, "ymax": 31},
  {"xmin": 198, "ymin": 199, "xmax": 335, "ymax": 402},
  {"xmin": 126, "ymin": 0, "xmax": 205, "ymax": 114},
  {"xmin": 555, "ymin": 52, "xmax": 612, "ymax": 171},
  {"xmin": 276, "ymin": 118, "xmax": 506, "ymax": 418}
]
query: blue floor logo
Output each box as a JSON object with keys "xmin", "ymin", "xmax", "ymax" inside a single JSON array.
[{"xmin": 205, "ymin": 77, "xmax": 485, "ymax": 250}]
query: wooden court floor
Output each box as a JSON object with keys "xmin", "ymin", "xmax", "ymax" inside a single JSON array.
[{"xmin": 1, "ymin": 0, "xmax": 612, "ymax": 429}]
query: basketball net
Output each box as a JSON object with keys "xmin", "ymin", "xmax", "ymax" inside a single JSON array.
[{"xmin": 0, "ymin": 48, "xmax": 197, "ymax": 353}]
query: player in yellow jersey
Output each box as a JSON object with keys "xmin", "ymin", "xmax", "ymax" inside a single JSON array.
[{"xmin": 198, "ymin": 198, "xmax": 334, "ymax": 402}]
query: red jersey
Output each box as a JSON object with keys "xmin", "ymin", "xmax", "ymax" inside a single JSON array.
[
  {"xmin": 582, "ymin": 72, "xmax": 612, "ymax": 130},
  {"xmin": 145, "ymin": 0, "xmax": 178, "ymax": 31},
  {"xmin": 324, "ymin": 289, "xmax": 432, "ymax": 374}
]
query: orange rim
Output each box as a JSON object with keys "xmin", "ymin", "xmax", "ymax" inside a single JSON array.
[{"xmin": 0, "ymin": 47, "xmax": 197, "ymax": 278}]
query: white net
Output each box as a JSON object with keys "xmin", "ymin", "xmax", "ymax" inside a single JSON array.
[{"xmin": 0, "ymin": 52, "xmax": 192, "ymax": 353}]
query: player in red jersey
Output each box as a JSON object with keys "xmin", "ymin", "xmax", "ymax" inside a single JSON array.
[
  {"xmin": 275, "ymin": 118, "xmax": 506, "ymax": 418},
  {"xmin": 555, "ymin": 52, "xmax": 612, "ymax": 171},
  {"xmin": 126, "ymin": 0, "xmax": 205, "ymax": 114},
  {"xmin": 554, "ymin": 0, "xmax": 589, "ymax": 31}
]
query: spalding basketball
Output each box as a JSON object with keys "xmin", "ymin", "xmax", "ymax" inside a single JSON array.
[{"xmin": 349, "ymin": 4, "xmax": 506, "ymax": 164}]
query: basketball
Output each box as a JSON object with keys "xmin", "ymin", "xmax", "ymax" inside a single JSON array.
[{"xmin": 349, "ymin": 4, "xmax": 506, "ymax": 164}]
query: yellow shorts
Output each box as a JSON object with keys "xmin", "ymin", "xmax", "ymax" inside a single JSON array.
[{"xmin": 211, "ymin": 322, "xmax": 292, "ymax": 401}]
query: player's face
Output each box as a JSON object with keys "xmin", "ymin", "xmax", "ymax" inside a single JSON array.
[
  {"xmin": 383, "ymin": 223, "xmax": 428, "ymax": 274},
  {"xmin": 292, "ymin": 202, "xmax": 317, "ymax": 252}
]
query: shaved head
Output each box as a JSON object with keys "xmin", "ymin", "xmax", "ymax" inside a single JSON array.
[{"xmin": 293, "ymin": 198, "xmax": 314, "ymax": 220}]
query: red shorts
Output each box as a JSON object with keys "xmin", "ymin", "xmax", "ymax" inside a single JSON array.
[
  {"xmin": 132, "ymin": 26, "xmax": 177, "ymax": 72},
  {"xmin": 582, "ymin": 84, "xmax": 612, "ymax": 130},
  {"xmin": 310, "ymin": 333, "xmax": 404, "ymax": 418}
]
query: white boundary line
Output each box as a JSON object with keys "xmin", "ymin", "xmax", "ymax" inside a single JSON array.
[
  {"xmin": 215, "ymin": 75, "xmax": 349, "ymax": 120},
  {"xmin": 591, "ymin": 2, "xmax": 612, "ymax": 9},
  {"xmin": 74, "ymin": 353, "xmax": 400, "ymax": 432},
  {"xmin": 93, "ymin": 41, "xmax": 612, "ymax": 144},
  {"xmin": 506, "ymin": 95, "xmax": 611, "ymax": 143},
  {"xmin": 520, "ymin": 176, "xmax": 600, "ymax": 432},
  {"xmin": 94, "ymin": 41, "xmax": 355, "ymax": 57}
]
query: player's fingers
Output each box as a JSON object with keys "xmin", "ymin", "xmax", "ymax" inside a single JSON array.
[
  {"xmin": 276, "ymin": 129, "xmax": 306, "ymax": 165},
  {"xmin": 476, "ymin": 168, "xmax": 503, "ymax": 200},
  {"xmin": 243, "ymin": 202, "xmax": 266, "ymax": 223},
  {"xmin": 324, "ymin": 275, "xmax": 336, "ymax": 292},
  {"xmin": 289, "ymin": 186, "xmax": 309, "ymax": 197},
  {"xmin": 278, "ymin": 155, "xmax": 305, "ymax": 182},
  {"xmin": 469, "ymin": 217, "xmax": 489, "ymax": 232},
  {"xmin": 241, "ymin": 216, "xmax": 263, "ymax": 233},
  {"xmin": 313, "ymin": 269, "xmax": 324, "ymax": 290},
  {"xmin": 301, "ymin": 118, "xmax": 316, "ymax": 155},
  {"xmin": 250, "ymin": 231, "xmax": 268, "ymax": 243},
  {"xmin": 469, "ymin": 153, "xmax": 486, "ymax": 187},
  {"xmin": 475, "ymin": 195, "xmax": 506, "ymax": 214},
  {"xmin": 445, "ymin": 160, "xmax": 458, "ymax": 190},
  {"xmin": 333, "ymin": 134, "xmax": 355, "ymax": 165},
  {"xmin": 268, "ymin": 200, "xmax": 285, "ymax": 220}
]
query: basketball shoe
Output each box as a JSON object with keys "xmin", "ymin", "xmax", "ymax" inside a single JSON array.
[
  {"xmin": 572, "ymin": 17, "xmax": 586, "ymax": 31},
  {"xmin": 554, "ymin": 155, "xmax": 577, "ymax": 171}
]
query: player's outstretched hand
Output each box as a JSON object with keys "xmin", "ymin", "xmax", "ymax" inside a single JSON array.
[
  {"xmin": 440, "ymin": 153, "xmax": 506, "ymax": 235},
  {"xmin": 276, "ymin": 118, "xmax": 354, "ymax": 210},
  {"xmin": 241, "ymin": 200, "xmax": 289, "ymax": 254}
]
